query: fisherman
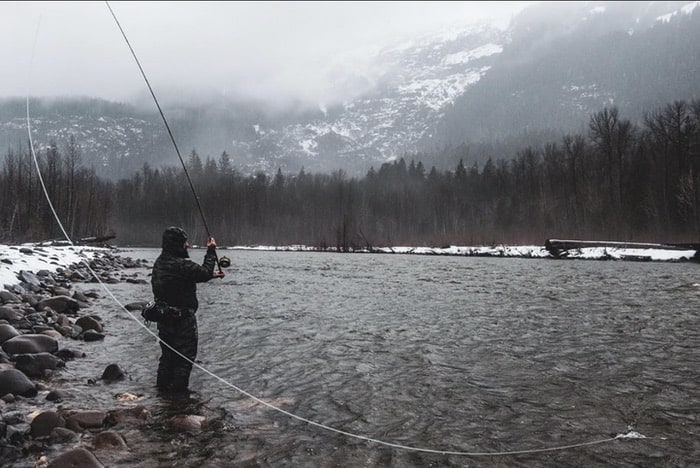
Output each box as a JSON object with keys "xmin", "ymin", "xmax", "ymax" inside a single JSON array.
[{"xmin": 151, "ymin": 226, "xmax": 225, "ymax": 395}]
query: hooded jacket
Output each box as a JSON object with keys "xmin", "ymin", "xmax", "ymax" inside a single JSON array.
[{"xmin": 151, "ymin": 227, "xmax": 217, "ymax": 310}]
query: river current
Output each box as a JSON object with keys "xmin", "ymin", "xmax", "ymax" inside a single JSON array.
[{"xmin": 64, "ymin": 249, "xmax": 699, "ymax": 467}]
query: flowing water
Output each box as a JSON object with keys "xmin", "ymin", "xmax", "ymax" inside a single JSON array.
[{"xmin": 60, "ymin": 249, "xmax": 699, "ymax": 466}]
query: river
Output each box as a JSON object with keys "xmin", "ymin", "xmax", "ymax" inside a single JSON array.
[{"xmin": 62, "ymin": 248, "xmax": 699, "ymax": 467}]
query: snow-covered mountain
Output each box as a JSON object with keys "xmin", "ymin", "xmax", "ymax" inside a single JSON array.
[
  {"xmin": 1, "ymin": 1, "xmax": 698, "ymax": 180},
  {"xmin": 230, "ymin": 23, "xmax": 507, "ymax": 174}
]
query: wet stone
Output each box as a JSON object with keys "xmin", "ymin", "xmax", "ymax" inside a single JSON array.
[
  {"xmin": 93, "ymin": 430, "xmax": 129, "ymax": 449},
  {"xmin": 47, "ymin": 447, "xmax": 105, "ymax": 468},
  {"xmin": 15, "ymin": 352, "xmax": 64, "ymax": 378},
  {"xmin": 82, "ymin": 330, "xmax": 105, "ymax": 342},
  {"xmin": 48, "ymin": 427, "xmax": 79, "ymax": 444},
  {"xmin": 1, "ymin": 334, "xmax": 58, "ymax": 354},
  {"xmin": 30, "ymin": 410, "xmax": 65, "ymax": 438},
  {"xmin": 76, "ymin": 316, "xmax": 103, "ymax": 333},
  {"xmin": 0, "ymin": 323, "xmax": 20, "ymax": 344},
  {"xmin": 65, "ymin": 410, "xmax": 107, "ymax": 430},
  {"xmin": 36, "ymin": 296, "xmax": 80, "ymax": 314},
  {"xmin": 46, "ymin": 389, "xmax": 73, "ymax": 402},
  {"xmin": 0, "ymin": 369, "xmax": 37, "ymax": 397},
  {"xmin": 0, "ymin": 307, "xmax": 22, "ymax": 322},
  {"xmin": 101, "ymin": 364, "xmax": 125, "ymax": 382}
]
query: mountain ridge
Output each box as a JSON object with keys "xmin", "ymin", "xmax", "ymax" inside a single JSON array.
[{"xmin": 1, "ymin": 1, "xmax": 698, "ymax": 180}]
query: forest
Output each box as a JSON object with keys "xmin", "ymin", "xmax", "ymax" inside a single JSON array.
[{"xmin": 1, "ymin": 99, "xmax": 699, "ymax": 249}]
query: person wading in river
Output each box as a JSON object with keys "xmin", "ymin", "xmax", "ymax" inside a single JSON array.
[{"xmin": 151, "ymin": 226, "xmax": 225, "ymax": 395}]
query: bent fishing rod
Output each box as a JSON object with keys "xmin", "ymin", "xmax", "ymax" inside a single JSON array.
[{"xmin": 105, "ymin": 1, "xmax": 223, "ymax": 272}]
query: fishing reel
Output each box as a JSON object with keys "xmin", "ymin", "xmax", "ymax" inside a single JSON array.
[{"xmin": 218, "ymin": 256, "xmax": 231, "ymax": 268}]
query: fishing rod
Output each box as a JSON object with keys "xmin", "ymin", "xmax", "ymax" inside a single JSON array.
[{"xmin": 105, "ymin": 1, "xmax": 223, "ymax": 272}]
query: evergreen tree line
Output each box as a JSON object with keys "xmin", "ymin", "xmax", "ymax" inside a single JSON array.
[{"xmin": 2, "ymin": 99, "xmax": 699, "ymax": 248}]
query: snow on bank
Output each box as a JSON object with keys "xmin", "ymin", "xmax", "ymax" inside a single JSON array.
[
  {"xmin": 2, "ymin": 241, "xmax": 696, "ymax": 289},
  {"xmin": 0, "ymin": 244, "xmax": 105, "ymax": 288},
  {"xmin": 227, "ymin": 244, "xmax": 697, "ymax": 261}
]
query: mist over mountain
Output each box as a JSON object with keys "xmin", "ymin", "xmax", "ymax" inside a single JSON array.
[{"xmin": 1, "ymin": 1, "xmax": 698, "ymax": 181}]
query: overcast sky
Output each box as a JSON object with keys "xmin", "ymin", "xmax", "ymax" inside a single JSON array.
[{"xmin": 1, "ymin": 1, "xmax": 536, "ymax": 109}]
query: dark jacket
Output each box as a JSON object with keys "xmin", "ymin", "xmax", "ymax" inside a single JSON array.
[{"xmin": 151, "ymin": 232, "xmax": 217, "ymax": 310}]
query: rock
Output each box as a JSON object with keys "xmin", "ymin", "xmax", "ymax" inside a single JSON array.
[
  {"xmin": 48, "ymin": 427, "xmax": 79, "ymax": 444},
  {"xmin": 2, "ymin": 334, "xmax": 59, "ymax": 354},
  {"xmin": 55, "ymin": 348, "xmax": 86, "ymax": 360},
  {"xmin": 65, "ymin": 411, "xmax": 107, "ymax": 431},
  {"xmin": 56, "ymin": 314, "xmax": 72, "ymax": 327},
  {"xmin": 47, "ymin": 447, "xmax": 104, "ymax": 468},
  {"xmin": 124, "ymin": 302, "xmax": 147, "ymax": 311},
  {"xmin": 14, "ymin": 352, "xmax": 64, "ymax": 377},
  {"xmin": 30, "ymin": 410, "xmax": 65, "ymax": 438},
  {"xmin": 52, "ymin": 286, "xmax": 72, "ymax": 297},
  {"xmin": 46, "ymin": 389, "xmax": 73, "ymax": 401},
  {"xmin": 0, "ymin": 291, "xmax": 21, "ymax": 303},
  {"xmin": 101, "ymin": 364, "xmax": 125, "ymax": 381},
  {"xmin": 0, "ymin": 306, "xmax": 22, "ymax": 322},
  {"xmin": 0, "ymin": 368, "xmax": 37, "ymax": 397},
  {"xmin": 109, "ymin": 406, "xmax": 152, "ymax": 426},
  {"xmin": 22, "ymin": 294, "xmax": 40, "ymax": 307},
  {"xmin": 18, "ymin": 270, "xmax": 42, "ymax": 288},
  {"xmin": 82, "ymin": 330, "xmax": 105, "ymax": 342},
  {"xmin": 72, "ymin": 291, "xmax": 89, "ymax": 303},
  {"xmin": 41, "ymin": 329, "xmax": 63, "ymax": 339},
  {"xmin": 0, "ymin": 323, "xmax": 20, "ymax": 344},
  {"xmin": 169, "ymin": 414, "xmax": 207, "ymax": 432},
  {"xmin": 36, "ymin": 296, "xmax": 80, "ymax": 314},
  {"xmin": 93, "ymin": 430, "xmax": 129, "ymax": 449},
  {"xmin": 76, "ymin": 316, "xmax": 103, "ymax": 333}
]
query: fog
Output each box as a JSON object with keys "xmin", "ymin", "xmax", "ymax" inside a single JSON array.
[{"xmin": 0, "ymin": 1, "xmax": 534, "ymax": 111}]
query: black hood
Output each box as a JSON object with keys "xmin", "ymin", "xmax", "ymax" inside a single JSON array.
[{"xmin": 162, "ymin": 226, "xmax": 189, "ymax": 258}]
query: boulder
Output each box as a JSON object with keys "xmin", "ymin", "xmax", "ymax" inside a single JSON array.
[
  {"xmin": 0, "ymin": 307, "xmax": 22, "ymax": 322},
  {"xmin": 15, "ymin": 352, "xmax": 64, "ymax": 377},
  {"xmin": 18, "ymin": 270, "xmax": 41, "ymax": 288},
  {"xmin": 93, "ymin": 430, "xmax": 129, "ymax": 449},
  {"xmin": 2, "ymin": 334, "xmax": 58, "ymax": 354},
  {"xmin": 47, "ymin": 447, "xmax": 104, "ymax": 468},
  {"xmin": 82, "ymin": 330, "xmax": 105, "ymax": 342},
  {"xmin": 48, "ymin": 427, "xmax": 79, "ymax": 444},
  {"xmin": 55, "ymin": 348, "xmax": 85, "ymax": 360},
  {"xmin": 46, "ymin": 389, "xmax": 73, "ymax": 402},
  {"xmin": 75, "ymin": 316, "xmax": 102, "ymax": 333},
  {"xmin": 30, "ymin": 410, "xmax": 65, "ymax": 438},
  {"xmin": 65, "ymin": 411, "xmax": 107, "ymax": 431},
  {"xmin": 0, "ymin": 368, "xmax": 37, "ymax": 397},
  {"xmin": 36, "ymin": 296, "xmax": 80, "ymax": 314},
  {"xmin": 101, "ymin": 364, "xmax": 125, "ymax": 382},
  {"xmin": 0, "ymin": 323, "xmax": 20, "ymax": 344},
  {"xmin": 0, "ymin": 290, "xmax": 21, "ymax": 304},
  {"xmin": 169, "ymin": 414, "xmax": 207, "ymax": 432},
  {"xmin": 72, "ymin": 291, "xmax": 89, "ymax": 303}
]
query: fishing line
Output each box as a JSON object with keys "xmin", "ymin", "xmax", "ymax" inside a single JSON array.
[{"xmin": 23, "ymin": 5, "xmax": 652, "ymax": 459}]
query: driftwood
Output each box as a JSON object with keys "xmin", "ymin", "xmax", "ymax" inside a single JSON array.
[
  {"xmin": 545, "ymin": 238, "xmax": 700, "ymax": 259},
  {"xmin": 40, "ymin": 235, "xmax": 117, "ymax": 247},
  {"xmin": 77, "ymin": 235, "xmax": 116, "ymax": 245}
]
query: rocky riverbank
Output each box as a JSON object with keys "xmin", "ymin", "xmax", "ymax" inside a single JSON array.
[{"xmin": 0, "ymin": 246, "xmax": 221, "ymax": 467}]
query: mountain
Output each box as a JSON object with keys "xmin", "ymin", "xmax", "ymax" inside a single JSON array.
[
  {"xmin": 430, "ymin": 1, "xmax": 700, "ymax": 146},
  {"xmin": 1, "ymin": 1, "xmax": 698, "ymax": 180}
]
